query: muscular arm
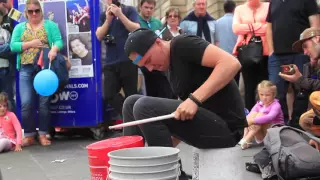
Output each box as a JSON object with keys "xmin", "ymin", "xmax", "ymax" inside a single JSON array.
[{"xmin": 191, "ymin": 44, "xmax": 241, "ymax": 102}]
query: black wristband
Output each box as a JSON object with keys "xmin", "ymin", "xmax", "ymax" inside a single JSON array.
[{"xmin": 188, "ymin": 93, "xmax": 202, "ymax": 106}]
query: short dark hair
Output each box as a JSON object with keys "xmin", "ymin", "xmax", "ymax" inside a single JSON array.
[
  {"xmin": 140, "ymin": 0, "xmax": 156, "ymax": 6},
  {"xmin": 223, "ymin": 0, "xmax": 236, "ymax": 13},
  {"xmin": 69, "ymin": 34, "xmax": 89, "ymax": 53}
]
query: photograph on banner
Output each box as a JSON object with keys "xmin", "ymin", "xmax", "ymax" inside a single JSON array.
[
  {"xmin": 17, "ymin": 1, "xmax": 68, "ymax": 56},
  {"xmin": 66, "ymin": 0, "xmax": 90, "ymax": 33},
  {"xmin": 68, "ymin": 33, "xmax": 93, "ymax": 78}
]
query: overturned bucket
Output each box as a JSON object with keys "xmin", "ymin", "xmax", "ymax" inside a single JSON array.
[
  {"xmin": 108, "ymin": 147, "xmax": 180, "ymax": 180},
  {"xmin": 86, "ymin": 136, "xmax": 144, "ymax": 180}
]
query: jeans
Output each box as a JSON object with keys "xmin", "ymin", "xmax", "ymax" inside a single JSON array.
[
  {"xmin": 0, "ymin": 67, "xmax": 15, "ymax": 113},
  {"xmin": 104, "ymin": 61, "xmax": 138, "ymax": 115},
  {"xmin": 19, "ymin": 64, "xmax": 51, "ymax": 137},
  {"xmin": 123, "ymin": 95, "xmax": 240, "ymax": 149},
  {"xmin": 268, "ymin": 53, "xmax": 309, "ymax": 123}
]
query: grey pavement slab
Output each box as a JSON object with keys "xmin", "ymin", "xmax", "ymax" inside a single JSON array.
[
  {"xmin": 0, "ymin": 132, "xmax": 263, "ymax": 180},
  {"xmin": 0, "ymin": 136, "xmax": 96, "ymax": 180}
]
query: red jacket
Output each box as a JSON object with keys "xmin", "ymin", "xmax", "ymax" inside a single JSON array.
[{"xmin": 0, "ymin": 112, "xmax": 22, "ymax": 145}]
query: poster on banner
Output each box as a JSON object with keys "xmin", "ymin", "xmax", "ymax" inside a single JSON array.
[
  {"xmin": 66, "ymin": 0, "xmax": 90, "ymax": 33},
  {"xmin": 68, "ymin": 33, "xmax": 94, "ymax": 78},
  {"xmin": 16, "ymin": 0, "xmax": 100, "ymax": 127}
]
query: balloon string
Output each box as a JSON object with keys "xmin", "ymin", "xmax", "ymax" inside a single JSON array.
[{"xmin": 49, "ymin": 42, "xmax": 53, "ymax": 70}]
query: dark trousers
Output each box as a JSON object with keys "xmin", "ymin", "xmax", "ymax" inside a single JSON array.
[
  {"xmin": 0, "ymin": 67, "xmax": 15, "ymax": 112},
  {"xmin": 268, "ymin": 53, "xmax": 309, "ymax": 123},
  {"xmin": 241, "ymin": 56, "xmax": 269, "ymax": 110},
  {"xmin": 123, "ymin": 95, "xmax": 240, "ymax": 149},
  {"xmin": 141, "ymin": 68, "xmax": 176, "ymax": 99},
  {"xmin": 103, "ymin": 61, "xmax": 138, "ymax": 115}
]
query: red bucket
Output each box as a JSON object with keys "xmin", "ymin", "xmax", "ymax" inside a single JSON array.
[{"xmin": 86, "ymin": 136, "xmax": 144, "ymax": 180}]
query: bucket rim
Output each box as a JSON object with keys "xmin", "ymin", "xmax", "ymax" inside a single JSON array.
[
  {"xmin": 86, "ymin": 136, "xmax": 143, "ymax": 150},
  {"xmin": 108, "ymin": 147, "xmax": 180, "ymax": 160},
  {"xmin": 109, "ymin": 174, "xmax": 179, "ymax": 180},
  {"xmin": 108, "ymin": 158, "xmax": 180, "ymax": 167},
  {"xmin": 109, "ymin": 164, "xmax": 180, "ymax": 174}
]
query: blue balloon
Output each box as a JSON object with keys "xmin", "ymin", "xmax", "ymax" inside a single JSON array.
[{"xmin": 33, "ymin": 69, "xmax": 59, "ymax": 96}]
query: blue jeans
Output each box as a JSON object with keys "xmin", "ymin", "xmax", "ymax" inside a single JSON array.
[
  {"xmin": 0, "ymin": 67, "xmax": 16, "ymax": 113},
  {"xmin": 268, "ymin": 53, "xmax": 309, "ymax": 123},
  {"xmin": 19, "ymin": 65, "xmax": 51, "ymax": 137}
]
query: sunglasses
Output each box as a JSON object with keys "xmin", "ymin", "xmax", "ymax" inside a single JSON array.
[
  {"xmin": 27, "ymin": 9, "xmax": 41, "ymax": 14},
  {"xmin": 167, "ymin": 15, "xmax": 178, "ymax": 18}
]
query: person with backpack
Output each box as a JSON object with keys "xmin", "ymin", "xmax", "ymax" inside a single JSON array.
[{"xmin": 239, "ymin": 80, "xmax": 284, "ymax": 150}]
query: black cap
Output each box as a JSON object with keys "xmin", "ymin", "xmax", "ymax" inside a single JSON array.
[
  {"xmin": 0, "ymin": 0, "xmax": 7, "ymax": 3},
  {"xmin": 124, "ymin": 28, "xmax": 158, "ymax": 57}
]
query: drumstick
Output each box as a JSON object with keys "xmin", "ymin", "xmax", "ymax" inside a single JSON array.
[{"xmin": 109, "ymin": 113, "xmax": 175, "ymax": 130}]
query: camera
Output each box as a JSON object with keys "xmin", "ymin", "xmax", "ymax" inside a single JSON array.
[
  {"xmin": 109, "ymin": 0, "xmax": 121, "ymax": 16},
  {"xmin": 281, "ymin": 64, "xmax": 295, "ymax": 75},
  {"xmin": 104, "ymin": 35, "xmax": 116, "ymax": 45}
]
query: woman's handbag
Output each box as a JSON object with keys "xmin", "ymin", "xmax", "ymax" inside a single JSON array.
[{"xmin": 237, "ymin": 24, "xmax": 263, "ymax": 68}]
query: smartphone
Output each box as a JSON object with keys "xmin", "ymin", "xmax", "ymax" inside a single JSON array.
[{"xmin": 281, "ymin": 64, "xmax": 295, "ymax": 75}]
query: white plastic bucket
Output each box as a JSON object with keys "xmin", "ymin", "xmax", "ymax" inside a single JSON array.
[
  {"xmin": 108, "ymin": 147, "xmax": 180, "ymax": 166},
  {"xmin": 109, "ymin": 159, "xmax": 180, "ymax": 173},
  {"xmin": 108, "ymin": 147, "xmax": 180, "ymax": 180},
  {"xmin": 109, "ymin": 165, "xmax": 180, "ymax": 180}
]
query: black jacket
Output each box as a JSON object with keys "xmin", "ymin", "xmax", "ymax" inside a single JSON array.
[{"xmin": 295, "ymin": 63, "xmax": 320, "ymax": 91}]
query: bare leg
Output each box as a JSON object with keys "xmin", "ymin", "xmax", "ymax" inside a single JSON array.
[
  {"xmin": 0, "ymin": 139, "xmax": 12, "ymax": 152},
  {"xmin": 287, "ymin": 84, "xmax": 294, "ymax": 121},
  {"xmin": 254, "ymin": 123, "xmax": 271, "ymax": 143},
  {"xmin": 241, "ymin": 112, "xmax": 260, "ymax": 142},
  {"xmin": 240, "ymin": 113, "xmax": 265, "ymax": 149}
]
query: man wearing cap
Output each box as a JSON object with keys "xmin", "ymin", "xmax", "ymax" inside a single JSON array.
[
  {"xmin": 266, "ymin": 0, "xmax": 320, "ymax": 125},
  {"xmin": 122, "ymin": 28, "xmax": 247, "ymax": 150},
  {"xmin": 280, "ymin": 27, "xmax": 320, "ymax": 93},
  {"xmin": 280, "ymin": 27, "xmax": 320, "ymax": 135}
]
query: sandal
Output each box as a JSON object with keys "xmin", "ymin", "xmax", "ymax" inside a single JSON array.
[
  {"xmin": 22, "ymin": 136, "xmax": 35, "ymax": 147},
  {"xmin": 39, "ymin": 135, "xmax": 51, "ymax": 146},
  {"xmin": 238, "ymin": 139, "xmax": 252, "ymax": 150}
]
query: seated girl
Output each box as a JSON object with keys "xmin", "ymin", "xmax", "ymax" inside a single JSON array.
[
  {"xmin": 0, "ymin": 92, "xmax": 22, "ymax": 152},
  {"xmin": 239, "ymin": 80, "xmax": 284, "ymax": 149}
]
